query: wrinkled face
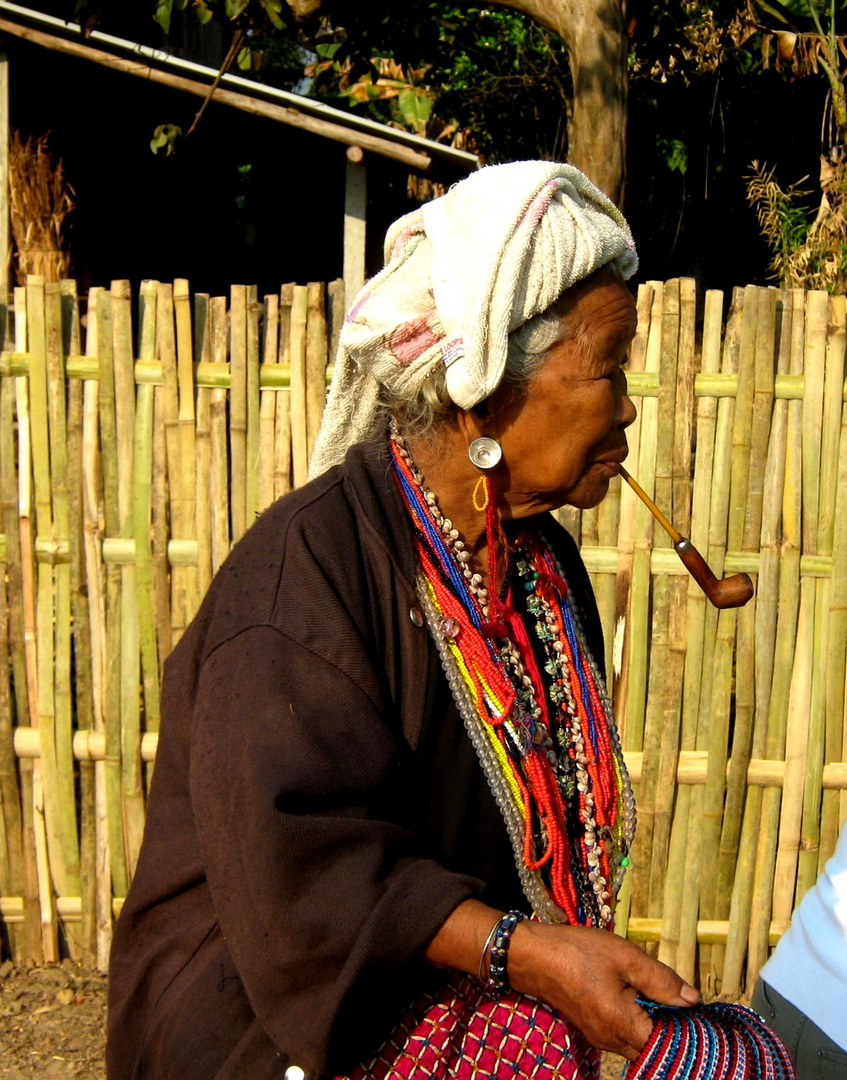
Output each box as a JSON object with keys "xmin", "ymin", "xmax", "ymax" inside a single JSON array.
[{"xmin": 486, "ymin": 269, "xmax": 638, "ymax": 514}]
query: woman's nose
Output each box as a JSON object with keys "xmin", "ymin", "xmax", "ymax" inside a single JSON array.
[{"xmin": 618, "ymin": 390, "xmax": 637, "ymax": 429}]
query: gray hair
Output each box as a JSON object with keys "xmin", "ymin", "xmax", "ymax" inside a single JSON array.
[{"xmin": 383, "ymin": 305, "xmax": 567, "ymax": 440}]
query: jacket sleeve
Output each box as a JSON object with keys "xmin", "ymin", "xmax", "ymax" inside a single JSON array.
[{"xmin": 189, "ymin": 622, "xmax": 482, "ymax": 1078}]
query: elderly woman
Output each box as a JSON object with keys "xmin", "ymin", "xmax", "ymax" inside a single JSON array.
[{"xmin": 106, "ymin": 162, "xmax": 700, "ymax": 1080}]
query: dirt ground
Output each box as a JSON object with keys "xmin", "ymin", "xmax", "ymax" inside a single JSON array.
[
  {"xmin": 0, "ymin": 962, "xmax": 626, "ymax": 1079},
  {"xmin": 0, "ymin": 963, "xmax": 107, "ymax": 1079}
]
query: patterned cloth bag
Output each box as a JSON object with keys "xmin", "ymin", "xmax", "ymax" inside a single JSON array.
[{"xmin": 338, "ymin": 970, "xmax": 600, "ymax": 1080}]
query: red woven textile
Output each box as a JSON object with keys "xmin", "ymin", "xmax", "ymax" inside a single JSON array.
[{"xmin": 338, "ymin": 972, "xmax": 600, "ymax": 1080}]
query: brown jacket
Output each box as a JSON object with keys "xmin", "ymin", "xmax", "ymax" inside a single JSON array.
[{"xmin": 106, "ymin": 439, "xmax": 603, "ymax": 1080}]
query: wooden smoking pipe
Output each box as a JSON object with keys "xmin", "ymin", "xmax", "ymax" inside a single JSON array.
[{"xmin": 618, "ymin": 466, "xmax": 754, "ymax": 609}]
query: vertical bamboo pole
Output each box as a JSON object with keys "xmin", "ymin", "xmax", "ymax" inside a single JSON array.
[
  {"xmin": 194, "ymin": 294, "xmax": 213, "ymax": 597},
  {"xmin": 648, "ymin": 280, "xmax": 691, "ymax": 933},
  {"xmin": 327, "ymin": 278, "xmax": 345, "ymax": 367},
  {"xmin": 136, "ymin": 283, "xmax": 160, "ymax": 796},
  {"xmin": 289, "ymin": 286, "xmax": 310, "ymax": 489},
  {"xmin": 656, "ymin": 278, "xmax": 697, "ymax": 972},
  {"xmin": 274, "ymin": 285, "xmax": 294, "ymax": 501},
  {"xmin": 26, "ymin": 276, "xmax": 63, "ymax": 961},
  {"xmin": 62, "ymin": 279, "xmax": 97, "ymax": 965},
  {"xmin": 610, "ymin": 282, "xmax": 653, "ymax": 941},
  {"xmin": 814, "ymin": 295, "xmax": 845, "ymax": 874},
  {"xmin": 306, "ymin": 281, "xmax": 328, "ymax": 468},
  {"xmin": 97, "ymin": 289, "xmax": 129, "ymax": 903},
  {"xmin": 209, "ymin": 296, "xmax": 230, "ymax": 573},
  {"xmin": 796, "ymin": 291, "xmax": 839, "ymax": 898},
  {"xmin": 159, "ymin": 283, "xmax": 184, "ymax": 645},
  {"xmin": 665, "ymin": 288, "xmax": 723, "ymax": 983},
  {"xmin": 150, "ymin": 307, "xmax": 171, "ymax": 683},
  {"xmin": 823, "ymin": 296, "xmax": 847, "ymax": 865},
  {"xmin": 80, "ymin": 288, "xmax": 112, "ymax": 968},
  {"xmin": 612, "ymin": 282, "xmax": 652, "ymax": 735},
  {"xmin": 747, "ymin": 289, "xmax": 805, "ymax": 984},
  {"xmin": 718, "ymin": 288, "xmax": 777, "ymax": 995},
  {"xmin": 694, "ymin": 286, "xmax": 743, "ymax": 989},
  {"xmin": 259, "ymin": 294, "xmax": 279, "ymax": 514},
  {"xmin": 45, "ymin": 281, "xmax": 82, "ymax": 956},
  {"xmin": 0, "ymin": 349, "xmax": 25, "ymax": 961},
  {"xmin": 245, "ymin": 286, "xmax": 260, "ymax": 528},
  {"xmin": 111, "ymin": 280, "xmax": 145, "ymax": 881},
  {"xmin": 230, "ymin": 286, "xmax": 248, "ymax": 543},
  {"xmin": 16, "ymin": 283, "xmax": 53, "ymax": 961},
  {"xmin": 174, "ymin": 280, "xmax": 199, "ymax": 623},
  {"xmin": 623, "ymin": 282, "xmax": 662, "ymax": 925}
]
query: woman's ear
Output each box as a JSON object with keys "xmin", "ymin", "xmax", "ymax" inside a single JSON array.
[{"xmin": 454, "ymin": 405, "xmax": 488, "ymax": 444}]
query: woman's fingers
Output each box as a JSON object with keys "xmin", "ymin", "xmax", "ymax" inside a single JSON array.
[
  {"xmin": 508, "ymin": 923, "xmax": 699, "ymax": 1058},
  {"xmin": 623, "ymin": 940, "xmax": 700, "ymax": 1007}
]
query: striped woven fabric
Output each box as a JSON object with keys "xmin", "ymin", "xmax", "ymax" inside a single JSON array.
[{"xmin": 626, "ymin": 999, "xmax": 796, "ymax": 1080}]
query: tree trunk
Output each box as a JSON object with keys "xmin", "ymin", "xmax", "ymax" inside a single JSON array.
[{"xmin": 479, "ymin": 0, "xmax": 628, "ymax": 206}]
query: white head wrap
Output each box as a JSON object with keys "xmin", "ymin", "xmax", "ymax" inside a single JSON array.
[{"xmin": 308, "ymin": 160, "xmax": 637, "ymax": 480}]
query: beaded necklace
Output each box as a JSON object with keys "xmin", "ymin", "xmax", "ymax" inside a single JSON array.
[{"xmin": 390, "ymin": 428, "xmax": 635, "ymax": 927}]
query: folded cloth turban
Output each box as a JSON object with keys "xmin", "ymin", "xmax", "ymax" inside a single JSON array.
[
  {"xmin": 308, "ymin": 160, "xmax": 638, "ymax": 480},
  {"xmin": 626, "ymin": 999, "xmax": 796, "ymax": 1080}
]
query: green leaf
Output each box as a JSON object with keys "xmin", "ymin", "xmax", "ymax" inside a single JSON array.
[
  {"xmin": 194, "ymin": 0, "xmax": 214, "ymax": 24},
  {"xmin": 398, "ymin": 87, "xmax": 433, "ymax": 134},
  {"xmin": 259, "ymin": 0, "xmax": 286, "ymax": 30},
  {"xmin": 224, "ymin": 0, "xmax": 249, "ymax": 19},
  {"xmin": 658, "ymin": 137, "xmax": 688, "ymax": 176},
  {"xmin": 154, "ymin": 0, "xmax": 174, "ymax": 33},
  {"xmin": 237, "ymin": 45, "xmax": 253, "ymax": 70},
  {"xmin": 150, "ymin": 123, "xmax": 183, "ymax": 156}
]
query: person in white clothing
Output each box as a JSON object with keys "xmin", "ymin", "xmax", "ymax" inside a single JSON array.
[{"xmin": 752, "ymin": 820, "xmax": 847, "ymax": 1079}]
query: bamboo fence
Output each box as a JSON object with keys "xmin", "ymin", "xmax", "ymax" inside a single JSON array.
[{"xmin": 0, "ymin": 277, "xmax": 844, "ymax": 999}]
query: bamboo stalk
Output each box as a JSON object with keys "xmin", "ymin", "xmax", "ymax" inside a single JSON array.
[
  {"xmin": 194, "ymin": 294, "xmax": 213, "ymax": 598},
  {"xmin": 796, "ymin": 294, "xmax": 843, "ymax": 895},
  {"xmin": 174, "ymin": 279, "xmax": 199, "ymax": 623},
  {"xmin": 747, "ymin": 289, "xmax": 805, "ymax": 985},
  {"xmin": 158, "ymin": 283, "xmax": 185, "ymax": 645},
  {"xmin": 327, "ymin": 278, "xmax": 345, "ymax": 367},
  {"xmin": 723, "ymin": 289, "xmax": 791, "ymax": 997},
  {"xmin": 96, "ymin": 289, "xmax": 128, "ymax": 903},
  {"xmin": 289, "ymin": 286, "xmax": 309, "ymax": 488},
  {"xmin": 245, "ymin": 286, "xmax": 260, "ymax": 528},
  {"xmin": 27, "ymin": 276, "xmax": 63, "ymax": 961},
  {"xmin": 44, "ymin": 281, "xmax": 82, "ymax": 957},
  {"xmin": 0, "ymin": 339, "xmax": 27, "ymax": 960},
  {"xmin": 823, "ymin": 296, "xmax": 847, "ymax": 867},
  {"xmin": 305, "ymin": 281, "xmax": 328, "ymax": 466},
  {"xmin": 15, "ymin": 283, "xmax": 52, "ymax": 962},
  {"xmin": 274, "ymin": 284, "xmax": 295, "ymax": 501},
  {"xmin": 62, "ymin": 278, "xmax": 96, "ymax": 966},
  {"xmin": 695, "ymin": 286, "xmax": 743, "ymax": 991},
  {"xmin": 258, "ymin": 295, "xmax": 279, "ymax": 514},
  {"xmin": 110, "ymin": 280, "xmax": 144, "ymax": 882},
  {"xmin": 656, "ymin": 278, "xmax": 696, "ymax": 972},
  {"xmin": 611, "ymin": 281, "xmax": 652, "ymax": 751},
  {"xmin": 641, "ymin": 280, "xmax": 685, "ymax": 937},
  {"xmin": 229, "ymin": 286, "xmax": 248, "ymax": 543},
  {"xmin": 80, "ymin": 288, "xmax": 112, "ymax": 968},
  {"xmin": 209, "ymin": 297, "xmax": 230, "ymax": 573},
  {"xmin": 669, "ymin": 288, "xmax": 723, "ymax": 983},
  {"xmin": 151, "ymin": 365, "xmax": 171, "ymax": 682},
  {"xmin": 624, "ymin": 281, "xmax": 663, "ymax": 924}
]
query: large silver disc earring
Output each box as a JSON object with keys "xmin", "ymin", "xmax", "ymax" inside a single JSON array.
[{"xmin": 468, "ymin": 437, "xmax": 502, "ymax": 470}]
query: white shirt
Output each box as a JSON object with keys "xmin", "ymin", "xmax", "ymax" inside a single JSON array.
[{"xmin": 760, "ymin": 820, "xmax": 847, "ymax": 1049}]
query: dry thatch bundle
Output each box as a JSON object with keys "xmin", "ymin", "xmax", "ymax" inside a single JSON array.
[{"xmin": 9, "ymin": 130, "xmax": 75, "ymax": 286}]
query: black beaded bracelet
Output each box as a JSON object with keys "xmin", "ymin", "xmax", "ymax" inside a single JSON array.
[{"xmin": 479, "ymin": 910, "xmax": 526, "ymax": 993}]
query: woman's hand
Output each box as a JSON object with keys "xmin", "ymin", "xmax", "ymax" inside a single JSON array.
[
  {"xmin": 507, "ymin": 920, "xmax": 700, "ymax": 1060},
  {"xmin": 425, "ymin": 900, "xmax": 700, "ymax": 1061}
]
